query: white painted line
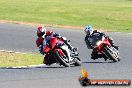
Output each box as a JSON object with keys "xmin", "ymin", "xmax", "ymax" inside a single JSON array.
[
  {"xmin": 128, "ymin": 33, "xmax": 132, "ymax": 35},
  {"xmin": 0, "ymin": 50, "xmax": 27, "ymax": 54},
  {"xmin": 0, "ymin": 64, "xmax": 47, "ymax": 69},
  {"xmin": 107, "ymin": 32, "xmax": 132, "ymax": 35},
  {"xmin": 114, "ymin": 32, "xmax": 132, "ymax": 35},
  {"xmin": 0, "ymin": 63, "xmax": 59, "ymax": 69}
]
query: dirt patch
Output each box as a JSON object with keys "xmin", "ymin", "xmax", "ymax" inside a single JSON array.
[{"xmin": 0, "ymin": 20, "xmax": 83, "ymax": 29}]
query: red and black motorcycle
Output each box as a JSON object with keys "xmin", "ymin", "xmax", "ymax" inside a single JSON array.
[
  {"xmin": 43, "ymin": 36, "xmax": 81, "ymax": 67},
  {"xmin": 89, "ymin": 33, "xmax": 120, "ymax": 62}
]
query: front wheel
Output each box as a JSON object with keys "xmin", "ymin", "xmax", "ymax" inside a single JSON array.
[
  {"xmin": 103, "ymin": 46, "xmax": 119, "ymax": 62},
  {"xmin": 74, "ymin": 57, "xmax": 81, "ymax": 66},
  {"xmin": 55, "ymin": 50, "xmax": 70, "ymax": 67}
]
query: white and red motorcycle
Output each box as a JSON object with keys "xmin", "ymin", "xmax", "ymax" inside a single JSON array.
[{"xmin": 43, "ymin": 36, "xmax": 81, "ymax": 67}]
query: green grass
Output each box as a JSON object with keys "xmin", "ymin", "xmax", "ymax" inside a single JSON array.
[
  {"xmin": 0, "ymin": 0, "xmax": 132, "ymax": 32},
  {"xmin": 0, "ymin": 51, "xmax": 43, "ymax": 67}
]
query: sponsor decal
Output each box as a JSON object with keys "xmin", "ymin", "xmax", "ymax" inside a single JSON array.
[{"xmin": 79, "ymin": 67, "xmax": 131, "ymax": 86}]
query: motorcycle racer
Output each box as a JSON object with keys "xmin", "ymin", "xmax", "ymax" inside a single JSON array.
[
  {"xmin": 84, "ymin": 25, "xmax": 119, "ymax": 60},
  {"xmin": 36, "ymin": 26, "xmax": 77, "ymax": 65}
]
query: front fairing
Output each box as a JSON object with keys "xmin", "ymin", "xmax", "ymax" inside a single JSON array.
[
  {"xmin": 43, "ymin": 45, "xmax": 51, "ymax": 53},
  {"xmin": 43, "ymin": 36, "xmax": 57, "ymax": 53},
  {"xmin": 96, "ymin": 37, "xmax": 111, "ymax": 53},
  {"xmin": 50, "ymin": 37, "xmax": 58, "ymax": 49},
  {"xmin": 89, "ymin": 34, "xmax": 111, "ymax": 53}
]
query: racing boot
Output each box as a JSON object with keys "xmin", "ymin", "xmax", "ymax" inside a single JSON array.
[
  {"xmin": 91, "ymin": 49, "xmax": 104, "ymax": 60},
  {"xmin": 43, "ymin": 59, "xmax": 51, "ymax": 65},
  {"xmin": 91, "ymin": 54, "xmax": 98, "ymax": 60},
  {"xmin": 112, "ymin": 45, "xmax": 119, "ymax": 50},
  {"xmin": 91, "ymin": 50, "xmax": 99, "ymax": 60},
  {"xmin": 91, "ymin": 54, "xmax": 103, "ymax": 60},
  {"xmin": 108, "ymin": 37, "xmax": 119, "ymax": 50},
  {"xmin": 43, "ymin": 54, "xmax": 55, "ymax": 65},
  {"xmin": 63, "ymin": 38, "xmax": 77, "ymax": 52},
  {"xmin": 91, "ymin": 50, "xmax": 97, "ymax": 60}
]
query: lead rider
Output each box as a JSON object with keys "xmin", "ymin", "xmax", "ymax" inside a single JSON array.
[
  {"xmin": 84, "ymin": 25, "xmax": 119, "ymax": 60},
  {"xmin": 36, "ymin": 26, "xmax": 77, "ymax": 64}
]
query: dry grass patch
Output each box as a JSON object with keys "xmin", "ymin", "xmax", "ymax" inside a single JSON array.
[{"xmin": 0, "ymin": 51, "xmax": 43, "ymax": 67}]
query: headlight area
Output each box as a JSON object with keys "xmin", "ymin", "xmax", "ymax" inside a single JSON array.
[{"xmin": 96, "ymin": 41, "xmax": 102, "ymax": 46}]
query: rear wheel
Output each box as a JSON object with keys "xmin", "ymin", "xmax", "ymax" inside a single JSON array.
[
  {"xmin": 104, "ymin": 46, "xmax": 119, "ymax": 62},
  {"xmin": 55, "ymin": 50, "xmax": 70, "ymax": 67}
]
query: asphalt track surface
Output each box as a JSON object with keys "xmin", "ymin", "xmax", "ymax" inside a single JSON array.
[{"xmin": 0, "ymin": 23, "xmax": 132, "ymax": 88}]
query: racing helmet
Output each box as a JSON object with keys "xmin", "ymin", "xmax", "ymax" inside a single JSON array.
[
  {"xmin": 84, "ymin": 25, "xmax": 93, "ymax": 36},
  {"xmin": 37, "ymin": 26, "xmax": 46, "ymax": 38}
]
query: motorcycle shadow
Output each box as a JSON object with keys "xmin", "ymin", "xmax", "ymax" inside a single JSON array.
[
  {"xmin": 82, "ymin": 61, "xmax": 114, "ymax": 64},
  {"xmin": 0, "ymin": 66, "xmax": 65, "ymax": 69},
  {"xmin": 34, "ymin": 66, "xmax": 68, "ymax": 68},
  {"xmin": 0, "ymin": 65, "xmax": 79, "ymax": 69}
]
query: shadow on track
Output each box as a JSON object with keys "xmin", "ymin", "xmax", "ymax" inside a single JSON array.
[
  {"xmin": 82, "ymin": 61, "xmax": 114, "ymax": 63},
  {"xmin": 0, "ymin": 65, "xmax": 80, "ymax": 69},
  {"xmin": 0, "ymin": 66, "xmax": 65, "ymax": 69}
]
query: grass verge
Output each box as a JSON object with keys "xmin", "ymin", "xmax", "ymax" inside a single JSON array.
[
  {"xmin": 0, "ymin": 51, "xmax": 43, "ymax": 67},
  {"xmin": 0, "ymin": 0, "xmax": 131, "ymax": 32}
]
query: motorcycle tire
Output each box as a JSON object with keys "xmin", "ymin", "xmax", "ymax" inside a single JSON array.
[
  {"xmin": 74, "ymin": 57, "xmax": 81, "ymax": 66},
  {"xmin": 55, "ymin": 50, "xmax": 70, "ymax": 67},
  {"xmin": 104, "ymin": 46, "xmax": 119, "ymax": 62}
]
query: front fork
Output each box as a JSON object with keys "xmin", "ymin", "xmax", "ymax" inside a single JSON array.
[
  {"xmin": 102, "ymin": 46, "xmax": 119, "ymax": 60},
  {"xmin": 61, "ymin": 45, "xmax": 73, "ymax": 62}
]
